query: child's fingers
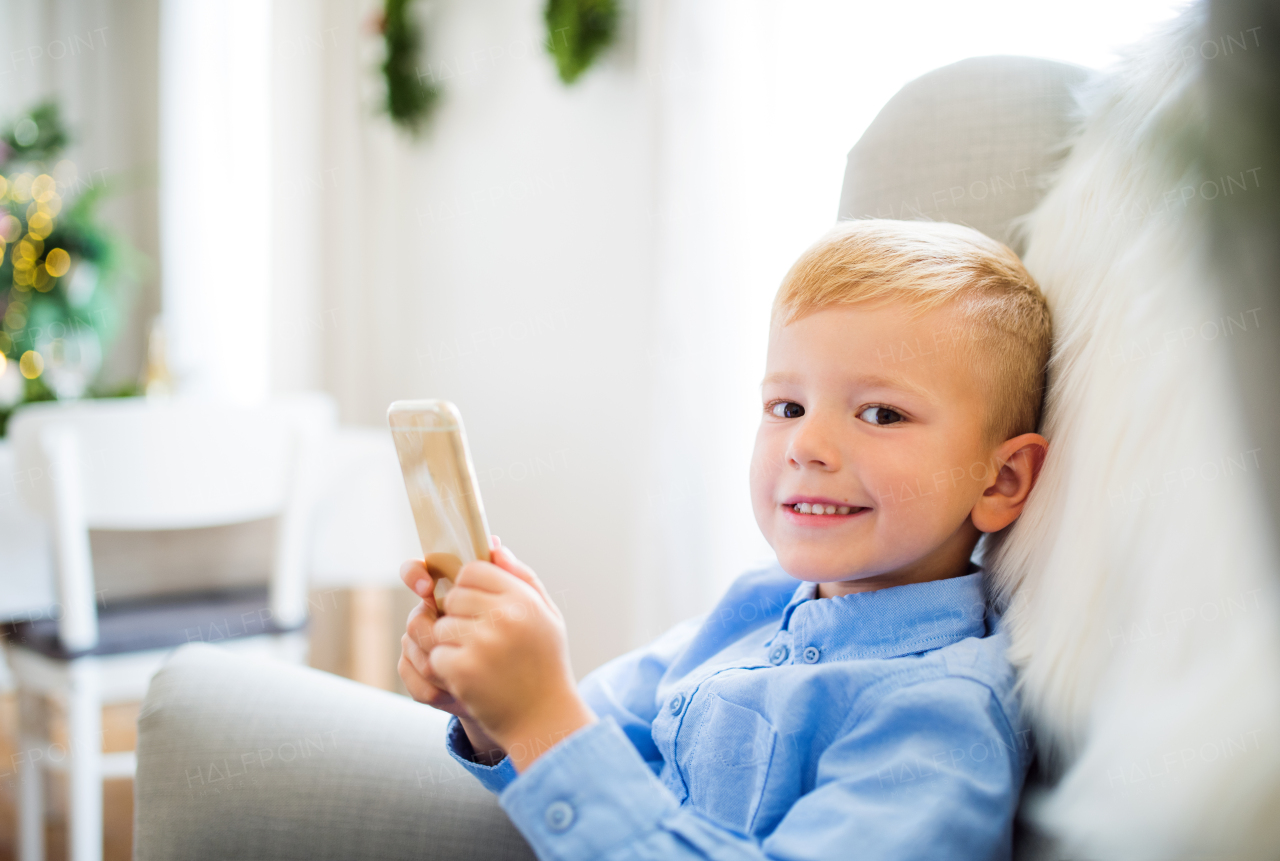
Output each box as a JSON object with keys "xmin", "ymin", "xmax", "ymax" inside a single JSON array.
[
  {"xmin": 398, "ymin": 651, "xmax": 450, "ymax": 705},
  {"xmin": 439, "ymin": 584, "xmax": 496, "ymax": 619},
  {"xmin": 406, "ymin": 602, "xmax": 438, "ymax": 649},
  {"xmin": 432, "ymin": 614, "xmax": 480, "ymax": 646},
  {"xmin": 403, "ymin": 627, "xmax": 451, "ymax": 689},
  {"xmin": 454, "ymin": 560, "xmax": 530, "ymax": 595},
  {"xmin": 407, "ymin": 598, "xmax": 437, "ymax": 628},
  {"xmin": 426, "ymin": 641, "xmax": 463, "ymax": 681},
  {"xmin": 490, "ymin": 544, "xmax": 555, "ymax": 608},
  {"xmin": 402, "ymin": 633, "xmax": 432, "ymax": 678},
  {"xmin": 400, "ymin": 558, "xmax": 432, "ymax": 598},
  {"xmin": 407, "ymin": 599, "xmax": 435, "ymax": 627}
]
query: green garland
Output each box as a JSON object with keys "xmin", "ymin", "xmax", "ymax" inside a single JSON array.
[
  {"xmin": 545, "ymin": 0, "xmax": 619, "ymax": 85},
  {"xmin": 377, "ymin": 0, "xmax": 620, "ymax": 135},
  {"xmin": 380, "ymin": 0, "xmax": 439, "ymax": 135}
]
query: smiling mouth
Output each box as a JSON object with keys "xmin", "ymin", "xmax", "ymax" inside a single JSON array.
[{"xmin": 784, "ymin": 502, "xmax": 868, "ymax": 516}]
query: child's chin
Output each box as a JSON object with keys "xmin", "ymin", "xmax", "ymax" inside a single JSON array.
[{"xmin": 777, "ymin": 547, "xmax": 865, "ymax": 583}]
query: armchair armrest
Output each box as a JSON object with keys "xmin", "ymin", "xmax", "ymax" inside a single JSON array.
[{"xmin": 135, "ymin": 643, "xmax": 534, "ymax": 861}]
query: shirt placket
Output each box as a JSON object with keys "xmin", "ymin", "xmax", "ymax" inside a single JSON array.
[
  {"xmin": 776, "ymin": 599, "xmax": 824, "ymax": 666},
  {"xmin": 765, "ymin": 628, "xmax": 793, "ymax": 666}
]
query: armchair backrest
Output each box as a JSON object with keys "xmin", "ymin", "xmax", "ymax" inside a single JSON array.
[{"xmin": 838, "ymin": 55, "xmax": 1092, "ymax": 256}]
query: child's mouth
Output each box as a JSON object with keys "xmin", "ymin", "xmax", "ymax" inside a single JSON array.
[{"xmin": 781, "ymin": 501, "xmax": 869, "ymax": 518}]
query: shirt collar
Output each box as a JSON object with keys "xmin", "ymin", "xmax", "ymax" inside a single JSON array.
[{"xmin": 776, "ymin": 571, "xmax": 989, "ymax": 661}]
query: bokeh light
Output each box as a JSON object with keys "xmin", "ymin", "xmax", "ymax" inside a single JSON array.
[
  {"xmin": 28, "ymin": 211, "xmax": 54, "ymax": 239},
  {"xmin": 13, "ymin": 118, "xmax": 38, "ymax": 147},
  {"xmin": 37, "ymin": 195, "xmax": 63, "ymax": 217},
  {"xmin": 31, "ymin": 174, "xmax": 57, "ymax": 202},
  {"xmin": 18, "ymin": 350, "xmax": 44, "ymax": 379},
  {"xmin": 4, "ymin": 303, "xmax": 25, "ymax": 329},
  {"xmin": 11, "ymin": 173, "xmax": 34, "ymax": 202},
  {"xmin": 46, "ymin": 247, "xmax": 71, "ymax": 277}
]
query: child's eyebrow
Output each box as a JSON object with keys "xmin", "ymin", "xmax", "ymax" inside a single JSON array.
[
  {"xmin": 760, "ymin": 372, "xmax": 799, "ymax": 387},
  {"xmin": 852, "ymin": 373, "xmax": 935, "ymax": 400},
  {"xmin": 760, "ymin": 371, "xmax": 934, "ymax": 401}
]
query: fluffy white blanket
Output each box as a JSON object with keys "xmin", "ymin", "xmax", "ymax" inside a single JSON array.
[{"xmin": 985, "ymin": 4, "xmax": 1280, "ymax": 858}]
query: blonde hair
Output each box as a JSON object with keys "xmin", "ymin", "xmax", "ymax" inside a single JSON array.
[{"xmin": 772, "ymin": 219, "xmax": 1051, "ymax": 441}]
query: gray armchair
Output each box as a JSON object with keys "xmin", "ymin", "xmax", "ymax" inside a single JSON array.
[
  {"xmin": 134, "ymin": 54, "xmax": 1089, "ymax": 860},
  {"xmin": 135, "ymin": 644, "xmax": 533, "ymax": 861}
]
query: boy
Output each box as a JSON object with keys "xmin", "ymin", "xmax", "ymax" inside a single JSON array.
[{"xmin": 398, "ymin": 218, "xmax": 1050, "ymax": 859}]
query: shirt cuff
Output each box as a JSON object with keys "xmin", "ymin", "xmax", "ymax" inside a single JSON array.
[
  {"xmin": 444, "ymin": 714, "xmax": 519, "ymax": 794},
  {"xmin": 498, "ymin": 715, "xmax": 680, "ymax": 861}
]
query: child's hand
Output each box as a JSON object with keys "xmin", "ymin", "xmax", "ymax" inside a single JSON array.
[
  {"xmin": 427, "ymin": 538, "xmax": 596, "ymax": 772},
  {"xmin": 397, "ymin": 578, "xmax": 470, "ymax": 720},
  {"xmin": 399, "ymin": 555, "xmax": 507, "ymax": 763}
]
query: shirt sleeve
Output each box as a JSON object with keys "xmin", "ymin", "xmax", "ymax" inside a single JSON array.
[
  {"xmin": 444, "ymin": 714, "xmax": 520, "ymax": 793},
  {"xmin": 493, "ymin": 676, "xmax": 1026, "ymax": 861},
  {"xmin": 444, "ymin": 613, "xmax": 708, "ymax": 793}
]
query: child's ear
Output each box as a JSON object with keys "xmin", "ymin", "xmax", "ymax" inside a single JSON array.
[{"xmin": 971, "ymin": 433, "xmax": 1048, "ymax": 534}]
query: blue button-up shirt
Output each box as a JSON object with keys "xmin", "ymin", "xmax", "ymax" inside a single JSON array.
[{"xmin": 445, "ymin": 563, "xmax": 1032, "ymax": 860}]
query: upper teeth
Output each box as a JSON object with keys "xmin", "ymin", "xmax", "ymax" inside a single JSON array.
[{"xmin": 793, "ymin": 503, "xmax": 852, "ymax": 515}]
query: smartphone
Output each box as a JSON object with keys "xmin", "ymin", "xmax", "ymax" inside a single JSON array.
[{"xmin": 387, "ymin": 400, "xmax": 491, "ymax": 612}]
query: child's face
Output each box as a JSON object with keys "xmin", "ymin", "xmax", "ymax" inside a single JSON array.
[{"xmin": 750, "ymin": 302, "xmax": 1000, "ymax": 591}]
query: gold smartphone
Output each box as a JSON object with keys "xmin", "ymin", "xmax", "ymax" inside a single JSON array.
[{"xmin": 387, "ymin": 400, "xmax": 491, "ymax": 612}]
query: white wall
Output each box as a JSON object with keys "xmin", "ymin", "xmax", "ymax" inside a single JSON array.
[
  {"xmin": 159, "ymin": 0, "xmax": 273, "ymax": 402},
  {"xmin": 270, "ymin": 0, "xmax": 328, "ymax": 395},
  {"xmin": 304, "ymin": 0, "xmax": 658, "ymax": 675}
]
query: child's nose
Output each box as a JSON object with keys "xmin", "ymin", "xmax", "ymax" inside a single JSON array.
[{"xmin": 786, "ymin": 417, "xmax": 842, "ymax": 470}]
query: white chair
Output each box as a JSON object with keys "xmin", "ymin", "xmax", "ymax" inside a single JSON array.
[{"xmin": 2, "ymin": 393, "xmax": 335, "ymax": 861}]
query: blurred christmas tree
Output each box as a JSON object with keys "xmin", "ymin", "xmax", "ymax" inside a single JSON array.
[{"xmin": 0, "ymin": 101, "xmax": 139, "ymax": 435}]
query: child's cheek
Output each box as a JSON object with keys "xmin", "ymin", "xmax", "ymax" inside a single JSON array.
[
  {"xmin": 747, "ymin": 448, "xmax": 780, "ymax": 537},
  {"xmin": 873, "ymin": 446, "xmax": 974, "ymax": 511}
]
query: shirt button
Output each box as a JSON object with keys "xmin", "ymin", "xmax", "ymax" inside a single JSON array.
[
  {"xmin": 769, "ymin": 644, "xmax": 790, "ymax": 665},
  {"xmin": 545, "ymin": 800, "xmax": 575, "ymax": 832},
  {"xmin": 802, "ymin": 646, "xmax": 821, "ymax": 663},
  {"xmin": 667, "ymin": 692, "xmax": 686, "ymax": 714}
]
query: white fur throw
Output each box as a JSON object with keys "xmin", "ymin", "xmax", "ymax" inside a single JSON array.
[{"xmin": 986, "ymin": 4, "xmax": 1280, "ymax": 858}]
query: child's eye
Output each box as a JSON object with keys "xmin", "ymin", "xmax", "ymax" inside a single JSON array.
[
  {"xmin": 857, "ymin": 405, "xmax": 905, "ymax": 426},
  {"xmin": 768, "ymin": 401, "xmax": 804, "ymax": 419}
]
